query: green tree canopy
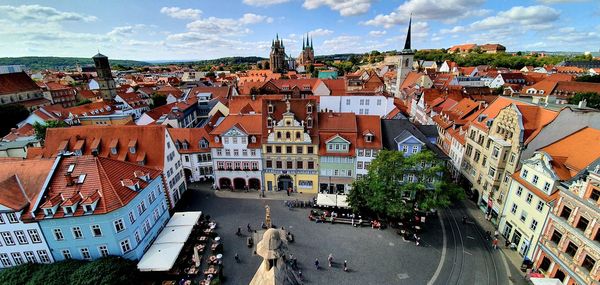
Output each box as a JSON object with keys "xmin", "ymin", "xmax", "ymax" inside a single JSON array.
[
  {"xmin": 151, "ymin": 93, "xmax": 167, "ymax": 108},
  {"xmin": 75, "ymin": 99, "xmax": 92, "ymax": 106},
  {"xmin": 568, "ymin": 92, "xmax": 600, "ymax": 109},
  {"xmin": 33, "ymin": 120, "xmax": 68, "ymax": 141},
  {"xmin": 0, "ymin": 104, "xmax": 30, "ymax": 137},
  {"xmin": 348, "ymin": 150, "xmax": 463, "ymax": 219},
  {"xmin": 69, "ymin": 256, "xmax": 141, "ymax": 285}
]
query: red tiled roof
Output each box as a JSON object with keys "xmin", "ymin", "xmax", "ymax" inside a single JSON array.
[
  {"xmin": 539, "ymin": 127, "xmax": 600, "ymax": 180},
  {"xmin": 2, "ymin": 123, "xmax": 35, "ymax": 142},
  {"xmin": 189, "ymin": 86, "xmax": 232, "ymax": 100},
  {"xmin": 45, "ymin": 82, "xmax": 72, "ymax": 91},
  {"xmin": 0, "ymin": 158, "xmax": 55, "ymax": 212},
  {"xmin": 356, "ymin": 115, "xmax": 382, "ymax": 149},
  {"xmin": 167, "ymin": 127, "xmax": 211, "ymax": 154},
  {"xmin": 41, "ymin": 125, "xmax": 168, "ymax": 170},
  {"xmin": 260, "ymin": 99, "xmax": 318, "ymax": 143},
  {"xmin": 0, "ymin": 72, "xmax": 41, "ymax": 95},
  {"xmin": 514, "ymin": 105, "xmax": 558, "ymax": 144},
  {"xmin": 322, "ymin": 79, "xmax": 346, "ymax": 96},
  {"xmin": 209, "ymin": 114, "xmax": 262, "ymax": 148},
  {"xmin": 34, "ymin": 155, "xmax": 162, "ymax": 219}
]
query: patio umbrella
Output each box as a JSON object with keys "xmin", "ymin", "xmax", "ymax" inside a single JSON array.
[{"xmin": 193, "ymin": 246, "xmax": 200, "ymax": 267}]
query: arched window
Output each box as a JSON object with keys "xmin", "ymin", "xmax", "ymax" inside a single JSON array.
[
  {"xmin": 286, "ymin": 132, "xmax": 291, "ymax": 139},
  {"xmin": 277, "ymin": 132, "xmax": 282, "ymax": 139},
  {"xmin": 404, "ymin": 58, "xmax": 409, "ymax": 68},
  {"xmin": 295, "ymin": 132, "xmax": 301, "ymax": 139}
]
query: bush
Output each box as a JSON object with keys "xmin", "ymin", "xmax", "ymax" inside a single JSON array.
[
  {"xmin": 69, "ymin": 256, "xmax": 140, "ymax": 285},
  {"xmin": 27, "ymin": 259, "xmax": 86, "ymax": 285},
  {"xmin": 0, "ymin": 257, "xmax": 140, "ymax": 285},
  {"xmin": 0, "ymin": 263, "xmax": 41, "ymax": 285}
]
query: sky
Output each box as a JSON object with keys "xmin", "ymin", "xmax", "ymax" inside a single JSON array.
[{"xmin": 0, "ymin": 0, "xmax": 599, "ymax": 61}]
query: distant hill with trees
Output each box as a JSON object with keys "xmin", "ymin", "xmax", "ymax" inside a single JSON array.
[{"xmin": 0, "ymin": 56, "xmax": 150, "ymax": 71}]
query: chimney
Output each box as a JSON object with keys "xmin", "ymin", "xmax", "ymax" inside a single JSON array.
[{"xmin": 578, "ymin": 99, "xmax": 587, "ymax": 109}]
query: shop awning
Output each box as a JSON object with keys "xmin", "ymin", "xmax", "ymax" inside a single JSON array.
[
  {"xmin": 137, "ymin": 211, "xmax": 202, "ymax": 272},
  {"xmin": 530, "ymin": 278, "xmax": 563, "ymax": 285},
  {"xmin": 316, "ymin": 193, "xmax": 349, "ymax": 208}
]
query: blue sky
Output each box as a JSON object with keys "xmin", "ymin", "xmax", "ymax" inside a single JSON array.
[{"xmin": 0, "ymin": 0, "xmax": 598, "ymax": 61}]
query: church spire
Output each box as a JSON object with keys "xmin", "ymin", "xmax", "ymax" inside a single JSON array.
[
  {"xmin": 302, "ymin": 35, "xmax": 305, "ymax": 49},
  {"xmin": 403, "ymin": 14, "xmax": 412, "ymax": 50},
  {"xmin": 306, "ymin": 33, "xmax": 309, "ymax": 49},
  {"xmin": 310, "ymin": 36, "xmax": 313, "ymax": 49}
]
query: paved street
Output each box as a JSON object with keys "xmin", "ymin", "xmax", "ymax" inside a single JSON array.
[{"xmin": 176, "ymin": 183, "xmax": 511, "ymax": 284}]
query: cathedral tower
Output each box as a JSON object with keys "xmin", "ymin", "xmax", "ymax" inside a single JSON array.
[
  {"xmin": 297, "ymin": 33, "xmax": 315, "ymax": 66},
  {"xmin": 92, "ymin": 53, "xmax": 117, "ymax": 101},
  {"xmin": 396, "ymin": 16, "xmax": 415, "ymax": 96},
  {"xmin": 269, "ymin": 34, "xmax": 287, "ymax": 73}
]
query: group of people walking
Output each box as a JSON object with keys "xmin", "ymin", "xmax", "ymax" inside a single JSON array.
[{"xmin": 314, "ymin": 253, "xmax": 348, "ymax": 272}]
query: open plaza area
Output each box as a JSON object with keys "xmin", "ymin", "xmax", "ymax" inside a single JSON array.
[{"xmin": 174, "ymin": 183, "xmax": 524, "ymax": 285}]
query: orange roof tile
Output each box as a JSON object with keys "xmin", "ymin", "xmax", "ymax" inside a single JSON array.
[
  {"xmin": 167, "ymin": 127, "xmax": 211, "ymax": 154},
  {"xmin": 34, "ymin": 155, "xmax": 162, "ymax": 219},
  {"xmin": 356, "ymin": 115, "xmax": 382, "ymax": 149},
  {"xmin": 539, "ymin": 127, "xmax": 600, "ymax": 180},
  {"xmin": 0, "ymin": 158, "xmax": 55, "ymax": 212},
  {"xmin": 41, "ymin": 125, "xmax": 167, "ymax": 170}
]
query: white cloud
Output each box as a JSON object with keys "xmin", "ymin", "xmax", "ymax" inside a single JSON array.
[
  {"xmin": 470, "ymin": 5, "xmax": 559, "ymax": 31},
  {"xmin": 243, "ymin": 0, "xmax": 291, "ymax": 6},
  {"xmin": 321, "ymin": 35, "xmax": 388, "ymax": 53},
  {"xmin": 369, "ymin": 30, "xmax": 387, "ymax": 37},
  {"xmin": 0, "ymin": 4, "xmax": 97, "ymax": 22},
  {"xmin": 364, "ymin": 0, "xmax": 488, "ymax": 28},
  {"xmin": 302, "ymin": 0, "xmax": 375, "ymax": 16},
  {"xmin": 309, "ymin": 28, "xmax": 334, "ymax": 37},
  {"xmin": 239, "ymin": 13, "xmax": 274, "ymax": 24},
  {"xmin": 160, "ymin": 7, "xmax": 202, "ymax": 20},
  {"xmin": 186, "ymin": 13, "xmax": 272, "ymax": 36}
]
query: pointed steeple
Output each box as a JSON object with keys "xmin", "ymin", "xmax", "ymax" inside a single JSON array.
[
  {"xmin": 403, "ymin": 14, "xmax": 412, "ymax": 50},
  {"xmin": 306, "ymin": 34, "xmax": 310, "ymax": 49},
  {"xmin": 276, "ymin": 33, "xmax": 279, "ymax": 42},
  {"xmin": 302, "ymin": 35, "xmax": 305, "ymax": 49},
  {"xmin": 310, "ymin": 36, "xmax": 313, "ymax": 49}
]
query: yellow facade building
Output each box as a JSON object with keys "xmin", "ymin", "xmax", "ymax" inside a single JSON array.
[{"xmin": 262, "ymin": 99, "xmax": 319, "ymax": 194}]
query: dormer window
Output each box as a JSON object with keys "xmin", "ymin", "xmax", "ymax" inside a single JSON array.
[
  {"xmin": 182, "ymin": 141, "xmax": 188, "ymax": 150},
  {"xmin": 365, "ymin": 134, "xmax": 373, "ymax": 143},
  {"xmin": 129, "ymin": 146, "xmax": 136, "ymax": 154},
  {"xmin": 63, "ymin": 206, "xmax": 74, "ymax": 215},
  {"xmin": 84, "ymin": 205, "xmax": 93, "ymax": 213},
  {"xmin": 111, "ymin": 147, "xmax": 117, "ymax": 155},
  {"xmin": 199, "ymin": 139, "xmax": 208, "ymax": 148},
  {"xmin": 214, "ymin": 136, "xmax": 220, "ymax": 143},
  {"xmin": 44, "ymin": 208, "xmax": 54, "ymax": 216},
  {"xmin": 251, "ymin": 136, "xmax": 256, "ymax": 143}
]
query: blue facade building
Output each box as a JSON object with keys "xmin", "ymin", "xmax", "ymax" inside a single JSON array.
[{"xmin": 31, "ymin": 155, "xmax": 170, "ymax": 261}]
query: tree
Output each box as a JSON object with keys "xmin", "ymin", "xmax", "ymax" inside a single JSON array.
[
  {"xmin": 348, "ymin": 150, "xmax": 464, "ymax": 219},
  {"xmin": 0, "ymin": 263, "xmax": 40, "ymax": 285},
  {"xmin": 264, "ymin": 61, "xmax": 270, "ymax": 70},
  {"xmin": 26, "ymin": 260, "xmax": 85, "ymax": 285},
  {"xmin": 576, "ymin": 75, "xmax": 600, "ymax": 83},
  {"xmin": 151, "ymin": 93, "xmax": 167, "ymax": 108},
  {"xmin": 568, "ymin": 92, "xmax": 600, "ymax": 109},
  {"xmin": 33, "ymin": 120, "xmax": 68, "ymax": 141},
  {"xmin": 0, "ymin": 104, "xmax": 30, "ymax": 137},
  {"xmin": 69, "ymin": 256, "xmax": 141, "ymax": 285},
  {"xmin": 75, "ymin": 99, "xmax": 92, "ymax": 106}
]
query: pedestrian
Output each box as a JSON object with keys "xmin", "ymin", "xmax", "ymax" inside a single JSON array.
[
  {"xmin": 494, "ymin": 230, "xmax": 500, "ymax": 238},
  {"xmin": 492, "ymin": 238, "xmax": 498, "ymax": 249},
  {"xmin": 462, "ymin": 216, "xmax": 467, "ymax": 224},
  {"xmin": 344, "ymin": 260, "xmax": 348, "ymax": 272},
  {"xmin": 247, "ymin": 223, "xmax": 252, "ymax": 232},
  {"xmin": 415, "ymin": 235, "xmax": 421, "ymax": 246},
  {"xmin": 236, "ymin": 227, "xmax": 241, "ymax": 236},
  {"xmin": 298, "ymin": 270, "xmax": 303, "ymax": 280},
  {"xmin": 315, "ymin": 258, "xmax": 320, "ymax": 269},
  {"xmin": 287, "ymin": 188, "xmax": 290, "ymax": 196},
  {"xmin": 328, "ymin": 253, "xmax": 334, "ymax": 267},
  {"xmin": 234, "ymin": 253, "xmax": 239, "ymax": 263}
]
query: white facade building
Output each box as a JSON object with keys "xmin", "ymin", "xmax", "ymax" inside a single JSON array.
[{"xmin": 319, "ymin": 96, "xmax": 395, "ymax": 117}]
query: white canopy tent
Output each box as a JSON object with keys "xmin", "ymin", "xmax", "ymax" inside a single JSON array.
[
  {"xmin": 530, "ymin": 278, "xmax": 564, "ymax": 285},
  {"xmin": 137, "ymin": 211, "xmax": 202, "ymax": 272},
  {"xmin": 316, "ymin": 193, "xmax": 349, "ymax": 208}
]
